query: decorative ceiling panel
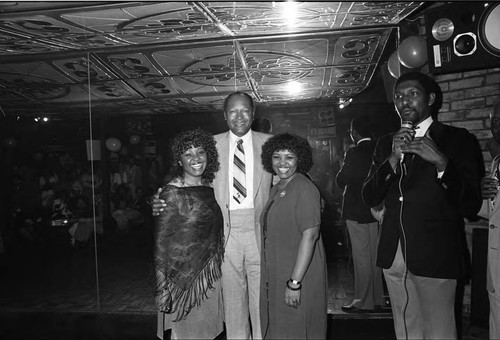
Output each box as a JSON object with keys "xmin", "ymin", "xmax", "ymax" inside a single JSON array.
[
  {"xmin": 329, "ymin": 64, "xmax": 378, "ymax": 87},
  {"xmin": 0, "ymin": 1, "xmax": 424, "ymax": 118},
  {"xmin": 51, "ymin": 57, "xmax": 114, "ymax": 82},
  {"xmin": 151, "ymin": 44, "xmax": 236, "ymax": 78},
  {"xmin": 333, "ymin": 34, "xmax": 382, "ymax": 65}
]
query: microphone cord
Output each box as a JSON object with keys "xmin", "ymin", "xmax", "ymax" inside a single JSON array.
[{"xmin": 398, "ymin": 160, "xmax": 410, "ymax": 340}]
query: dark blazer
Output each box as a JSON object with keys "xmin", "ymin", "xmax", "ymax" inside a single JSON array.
[
  {"xmin": 362, "ymin": 121, "xmax": 484, "ymax": 279},
  {"xmin": 336, "ymin": 139, "xmax": 377, "ymax": 223}
]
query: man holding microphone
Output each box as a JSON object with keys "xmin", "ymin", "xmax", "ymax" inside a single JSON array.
[{"xmin": 362, "ymin": 72, "xmax": 484, "ymax": 339}]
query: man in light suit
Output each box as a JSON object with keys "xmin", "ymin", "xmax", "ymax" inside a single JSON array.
[
  {"xmin": 212, "ymin": 92, "xmax": 272, "ymax": 339},
  {"xmin": 153, "ymin": 92, "xmax": 272, "ymax": 339},
  {"xmin": 362, "ymin": 72, "xmax": 483, "ymax": 339},
  {"xmin": 480, "ymin": 101, "xmax": 500, "ymax": 340}
]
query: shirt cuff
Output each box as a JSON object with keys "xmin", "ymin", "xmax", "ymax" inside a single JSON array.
[{"xmin": 437, "ymin": 170, "xmax": 445, "ymax": 179}]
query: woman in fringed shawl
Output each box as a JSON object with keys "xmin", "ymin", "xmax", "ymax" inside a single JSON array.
[{"xmin": 154, "ymin": 128, "xmax": 224, "ymax": 340}]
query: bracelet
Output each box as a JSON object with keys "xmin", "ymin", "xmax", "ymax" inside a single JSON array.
[{"xmin": 286, "ymin": 279, "xmax": 301, "ymax": 291}]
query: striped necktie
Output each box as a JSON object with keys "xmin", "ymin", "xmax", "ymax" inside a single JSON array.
[{"xmin": 233, "ymin": 139, "xmax": 247, "ymax": 204}]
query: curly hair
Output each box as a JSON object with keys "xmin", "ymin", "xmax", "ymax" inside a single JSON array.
[
  {"xmin": 170, "ymin": 128, "xmax": 220, "ymax": 184},
  {"xmin": 261, "ymin": 133, "xmax": 313, "ymax": 175}
]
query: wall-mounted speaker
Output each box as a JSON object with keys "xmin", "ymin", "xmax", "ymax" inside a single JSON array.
[{"xmin": 425, "ymin": 1, "xmax": 500, "ymax": 74}]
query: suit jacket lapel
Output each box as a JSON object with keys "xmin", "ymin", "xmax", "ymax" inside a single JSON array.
[
  {"xmin": 252, "ymin": 131, "xmax": 263, "ymax": 199},
  {"xmin": 405, "ymin": 154, "xmax": 420, "ymax": 178},
  {"xmin": 219, "ymin": 132, "xmax": 230, "ymax": 204},
  {"xmin": 427, "ymin": 121, "xmax": 446, "ymax": 148}
]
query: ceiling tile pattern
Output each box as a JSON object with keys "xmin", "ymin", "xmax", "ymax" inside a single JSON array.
[{"xmin": 0, "ymin": 1, "xmax": 422, "ymax": 118}]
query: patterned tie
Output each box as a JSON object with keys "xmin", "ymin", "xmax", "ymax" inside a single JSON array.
[{"xmin": 233, "ymin": 139, "xmax": 247, "ymax": 204}]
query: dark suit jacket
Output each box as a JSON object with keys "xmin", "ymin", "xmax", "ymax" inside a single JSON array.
[
  {"xmin": 362, "ymin": 121, "xmax": 484, "ymax": 279},
  {"xmin": 336, "ymin": 139, "xmax": 377, "ymax": 223}
]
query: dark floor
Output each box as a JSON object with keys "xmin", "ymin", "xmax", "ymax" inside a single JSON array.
[{"xmin": 0, "ymin": 221, "xmax": 489, "ymax": 339}]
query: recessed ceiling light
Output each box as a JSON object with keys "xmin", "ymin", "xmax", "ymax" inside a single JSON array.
[
  {"xmin": 286, "ymin": 81, "xmax": 302, "ymax": 95},
  {"xmin": 281, "ymin": 1, "xmax": 299, "ymax": 27}
]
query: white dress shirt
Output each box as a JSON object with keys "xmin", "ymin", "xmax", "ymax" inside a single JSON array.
[
  {"xmin": 414, "ymin": 116, "xmax": 432, "ymax": 138},
  {"xmin": 414, "ymin": 116, "xmax": 445, "ymax": 178}
]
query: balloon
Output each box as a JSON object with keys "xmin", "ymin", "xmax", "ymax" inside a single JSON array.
[
  {"xmin": 398, "ymin": 35, "xmax": 428, "ymax": 69},
  {"xmin": 105, "ymin": 137, "xmax": 122, "ymax": 152},
  {"xmin": 130, "ymin": 135, "xmax": 141, "ymax": 145},
  {"xmin": 387, "ymin": 51, "xmax": 401, "ymax": 78}
]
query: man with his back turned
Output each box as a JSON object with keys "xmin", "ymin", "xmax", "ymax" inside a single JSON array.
[{"xmin": 336, "ymin": 117, "xmax": 384, "ymax": 313}]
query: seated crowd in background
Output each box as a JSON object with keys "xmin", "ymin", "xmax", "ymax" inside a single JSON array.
[{"xmin": 3, "ymin": 150, "xmax": 161, "ymax": 251}]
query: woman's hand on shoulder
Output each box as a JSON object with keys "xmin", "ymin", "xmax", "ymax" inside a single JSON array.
[{"xmin": 151, "ymin": 187, "xmax": 167, "ymax": 216}]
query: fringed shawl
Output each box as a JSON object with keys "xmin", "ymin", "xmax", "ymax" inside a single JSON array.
[{"xmin": 154, "ymin": 185, "xmax": 224, "ymax": 321}]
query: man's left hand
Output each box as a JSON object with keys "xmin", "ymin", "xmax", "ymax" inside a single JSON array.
[{"xmin": 401, "ymin": 130, "xmax": 448, "ymax": 172}]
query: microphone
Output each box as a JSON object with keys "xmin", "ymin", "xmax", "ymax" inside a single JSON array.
[
  {"xmin": 400, "ymin": 121, "xmax": 414, "ymax": 163},
  {"xmin": 401, "ymin": 121, "xmax": 414, "ymax": 130}
]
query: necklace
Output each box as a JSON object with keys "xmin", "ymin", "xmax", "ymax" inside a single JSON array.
[{"xmin": 275, "ymin": 173, "xmax": 297, "ymax": 198}]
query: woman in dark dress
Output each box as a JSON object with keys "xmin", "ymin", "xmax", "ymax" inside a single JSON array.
[
  {"xmin": 260, "ymin": 133, "xmax": 327, "ymax": 340},
  {"xmin": 154, "ymin": 128, "xmax": 224, "ymax": 340}
]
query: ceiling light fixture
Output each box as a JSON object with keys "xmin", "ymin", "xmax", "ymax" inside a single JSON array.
[
  {"xmin": 282, "ymin": 1, "xmax": 299, "ymax": 27},
  {"xmin": 338, "ymin": 98, "xmax": 352, "ymax": 109},
  {"xmin": 286, "ymin": 81, "xmax": 302, "ymax": 95}
]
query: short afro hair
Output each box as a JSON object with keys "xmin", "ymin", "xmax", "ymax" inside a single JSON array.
[
  {"xmin": 261, "ymin": 133, "xmax": 313, "ymax": 175},
  {"xmin": 223, "ymin": 91, "xmax": 255, "ymax": 113},
  {"xmin": 394, "ymin": 71, "xmax": 443, "ymax": 119},
  {"xmin": 170, "ymin": 128, "xmax": 220, "ymax": 184},
  {"xmin": 351, "ymin": 116, "xmax": 373, "ymax": 139}
]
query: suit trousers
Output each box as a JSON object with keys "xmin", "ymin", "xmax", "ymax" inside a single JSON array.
[
  {"xmin": 383, "ymin": 242, "xmax": 457, "ymax": 340},
  {"xmin": 221, "ymin": 209, "xmax": 261, "ymax": 340},
  {"xmin": 490, "ymin": 291, "xmax": 500, "ymax": 340},
  {"xmin": 346, "ymin": 220, "xmax": 384, "ymax": 309}
]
